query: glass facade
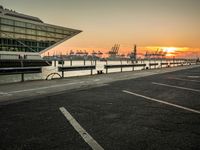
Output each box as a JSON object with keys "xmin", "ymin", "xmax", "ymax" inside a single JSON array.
[{"xmin": 0, "ymin": 17, "xmax": 79, "ymax": 52}]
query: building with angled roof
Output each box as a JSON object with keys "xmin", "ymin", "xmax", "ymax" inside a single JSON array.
[{"xmin": 0, "ymin": 6, "xmax": 82, "ymax": 55}]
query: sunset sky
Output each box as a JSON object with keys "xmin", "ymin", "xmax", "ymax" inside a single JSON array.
[{"xmin": 1, "ymin": 0, "xmax": 200, "ymax": 58}]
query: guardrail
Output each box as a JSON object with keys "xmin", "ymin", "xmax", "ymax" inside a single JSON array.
[
  {"xmin": 0, "ymin": 59, "xmax": 52, "ymax": 68},
  {"xmin": 0, "ymin": 67, "xmax": 42, "ymax": 82},
  {"xmin": 160, "ymin": 63, "xmax": 169, "ymax": 68},
  {"xmin": 149, "ymin": 63, "xmax": 159, "ymax": 69},
  {"xmin": 58, "ymin": 65, "xmax": 96, "ymax": 78},
  {"xmin": 169, "ymin": 62, "xmax": 183, "ymax": 67},
  {"xmin": 104, "ymin": 64, "xmax": 146, "ymax": 73}
]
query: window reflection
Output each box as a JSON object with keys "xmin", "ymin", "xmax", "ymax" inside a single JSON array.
[{"xmin": 0, "ymin": 17, "xmax": 77, "ymax": 52}]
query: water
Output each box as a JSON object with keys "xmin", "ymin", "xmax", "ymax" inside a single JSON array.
[{"xmin": 0, "ymin": 59, "xmax": 180, "ymax": 84}]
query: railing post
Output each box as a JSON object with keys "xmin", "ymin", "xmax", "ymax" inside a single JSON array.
[
  {"xmin": 62, "ymin": 70, "xmax": 64, "ymax": 78},
  {"xmin": 91, "ymin": 69, "xmax": 93, "ymax": 75},
  {"xmin": 21, "ymin": 73, "xmax": 24, "ymax": 82},
  {"xmin": 84, "ymin": 59, "xmax": 86, "ymax": 66},
  {"xmin": 120, "ymin": 60, "xmax": 122, "ymax": 72},
  {"xmin": 21, "ymin": 59, "xmax": 24, "ymax": 82},
  {"xmin": 70, "ymin": 58, "xmax": 72, "ymax": 66}
]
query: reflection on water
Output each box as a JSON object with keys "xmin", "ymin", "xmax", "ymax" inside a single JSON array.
[{"xmin": 0, "ymin": 60, "xmax": 178, "ymax": 84}]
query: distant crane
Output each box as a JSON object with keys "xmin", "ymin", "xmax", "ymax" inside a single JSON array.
[
  {"xmin": 129, "ymin": 44, "xmax": 137, "ymax": 61},
  {"xmin": 108, "ymin": 44, "xmax": 120, "ymax": 58},
  {"xmin": 145, "ymin": 49, "xmax": 166, "ymax": 59}
]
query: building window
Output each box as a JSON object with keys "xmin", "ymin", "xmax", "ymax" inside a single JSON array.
[
  {"xmin": 27, "ymin": 29, "xmax": 37, "ymax": 35},
  {"xmin": 15, "ymin": 34, "xmax": 26, "ymax": 39},
  {"xmin": 1, "ymin": 25, "xmax": 14, "ymax": 32},
  {"xmin": 15, "ymin": 21, "xmax": 26, "ymax": 27},
  {"xmin": 15, "ymin": 27, "xmax": 26, "ymax": 34},
  {"xmin": 37, "ymin": 31, "xmax": 47, "ymax": 36},
  {"xmin": 37, "ymin": 25, "xmax": 47, "ymax": 31},
  {"xmin": 26, "ymin": 23, "xmax": 36, "ymax": 29},
  {"xmin": 37, "ymin": 36, "xmax": 47, "ymax": 41},
  {"xmin": 1, "ymin": 18, "xmax": 14, "ymax": 25},
  {"xmin": 56, "ymin": 28, "xmax": 63, "ymax": 34},
  {"xmin": 26, "ymin": 35, "xmax": 37, "ymax": 40},
  {"xmin": 47, "ymin": 27, "xmax": 55, "ymax": 32}
]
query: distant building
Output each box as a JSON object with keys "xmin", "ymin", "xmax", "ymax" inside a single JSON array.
[{"xmin": 0, "ymin": 6, "xmax": 82, "ymax": 54}]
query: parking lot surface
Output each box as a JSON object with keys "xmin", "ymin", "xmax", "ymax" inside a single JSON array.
[{"xmin": 0, "ymin": 66, "xmax": 199, "ymax": 150}]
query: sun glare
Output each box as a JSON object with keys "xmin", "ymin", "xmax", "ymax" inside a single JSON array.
[{"xmin": 163, "ymin": 47, "xmax": 177, "ymax": 53}]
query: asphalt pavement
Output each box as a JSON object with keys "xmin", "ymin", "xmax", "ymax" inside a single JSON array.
[{"xmin": 0, "ymin": 66, "xmax": 199, "ymax": 150}]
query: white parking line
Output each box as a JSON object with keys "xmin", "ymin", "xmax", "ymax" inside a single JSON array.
[
  {"xmin": 123, "ymin": 90, "xmax": 200, "ymax": 114},
  {"xmin": 59, "ymin": 107, "xmax": 104, "ymax": 150},
  {"xmin": 187, "ymin": 76, "xmax": 200, "ymax": 79},
  {"xmin": 94, "ymin": 79, "xmax": 100, "ymax": 82},
  {"xmin": 152, "ymin": 82, "xmax": 200, "ymax": 93},
  {"xmin": 0, "ymin": 92, "xmax": 11, "ymax": 96},
  {"xmin": 168, "ymin": 77, "xmax": 200, "ymax": 83},
  {"xmin": 9, "ymin": 81, "xmax": 84, "ymax": 94}
]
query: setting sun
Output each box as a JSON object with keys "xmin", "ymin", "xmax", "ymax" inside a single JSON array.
[
  {"xmin": 163, "ymin": 47, "xmax": 177, "ymax": 53},
  {"xmin": 162, "ymin": 47, "xmax": 177, "ymax": 57}
]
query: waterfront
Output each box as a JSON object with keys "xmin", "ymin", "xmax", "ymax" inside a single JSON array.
[{"xmin": 0, "ymin": 59, "xmax": 185, "ymax": 84}]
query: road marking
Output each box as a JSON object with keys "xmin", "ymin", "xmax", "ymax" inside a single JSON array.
[
  {"xmin": 123, "ymin": 90, "xmax": 200, "ymax": 114},
  {"xmin": 59, "ymin": 107, "xmax": 104, "ymax": 150},
  {"xmin": 94, "ymin": 79, "xmax": 100, "ymax": 82},
  {"xmin": 168, "ymin": 77, "xmax": 200, "ymax": 83},
  {"xmin": 9, "ymin": 82, "xmax": 84, "ymax": 94},
  {"xmin": 0, "ymin": 92, "xmax": 11, "ymax": 96},
  {"xmin": 152, "ymin": 82, "xmax": 200, "ymax": 93},
  {"xmin": 187, "ymin": 76, "xmax": 200, "ymax": 79}
]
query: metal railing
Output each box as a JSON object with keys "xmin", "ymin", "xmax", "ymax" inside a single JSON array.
[{"xmin": 58, "ymin": 65, "xmax": 96, "ymax": 78}]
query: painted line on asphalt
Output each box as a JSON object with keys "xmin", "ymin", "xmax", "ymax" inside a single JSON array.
[
  {"xmin": 168, "ymin": 77, "xmax": 200, "ymax": 83},
  {"xmin": 187, "ymin": 76, "xmax": 200, "ymax": 79},
  {"xmin": 152, "ymin": 82, "xmax": 200, "ymax": 93},
  {"xmin": 123, "ymin": 90, "xmax": 200, "ymax": 114},
  {"xmin": 0, "ymin": 92, "xmax": 11, "ymax": 96},
  {"xmin": 94, "ymin": 79, "xmax": 100, "ymax": 82},
  {"xmin": 59, "ymin": 107, "xmax": 104, "ymax": 150},
  {"xmin": 9, "ymin": 81, "xmax": 84, "ymax": 94}
]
